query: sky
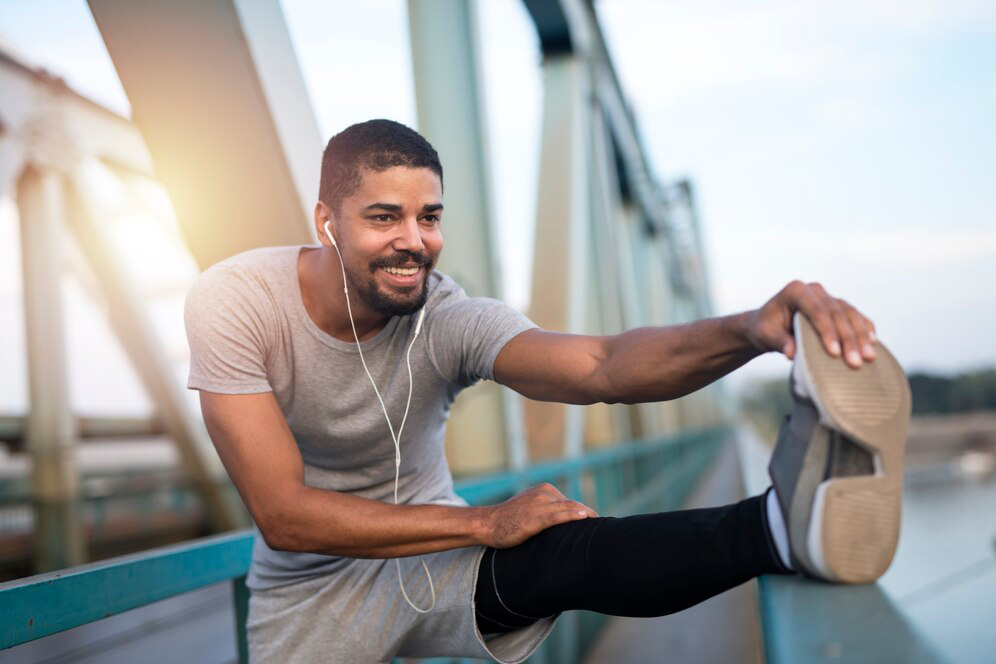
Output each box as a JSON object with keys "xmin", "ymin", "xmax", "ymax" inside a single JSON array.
[
  {"xmin": 596, "ymin": 0, "xmax": 996, "ymax": 383},
  {"xmin": 0, "ymin": 0, "xmax": 994, "ymax": 416}
]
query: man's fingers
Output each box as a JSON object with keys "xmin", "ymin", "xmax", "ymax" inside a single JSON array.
[
  {"xmin": 545, "ymin": 508, "xmax": 595, "ymax": 527},
  {"xmin": 843, "ymin": 304, "xmax": 876, "ymax": 361},
  {"xmin": 828, "ymin": 299, "xmax": 863, "ymax": 368},
  {"xmin": 544, "ymin": 499, "xmax": 597, "ymax": 518},
  {"xmin": 564, "ymin": 499, "xmax": 598, "ymax": 518},
  {"xmin": 491, "ymin": 489, "xmax": 601, "ymax": 548},
  {"xmin": 525, "ymin": 485, "xmax": 599, "ymax": 517},
  {"xmin": 794, "ymin": 283, "xmax": 877, "ymax": 367},
  {"xmin": 542, "ymin": 509, "xmax": 583, "ymax": 527},
  {"xmin": 798, "ymin": 284, "xmax": 841, "ymax": 357}
]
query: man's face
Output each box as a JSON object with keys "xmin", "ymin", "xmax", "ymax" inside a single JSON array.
[{"xmin": 329, "ymin": 166, "xmax": 443, "ymax": 317}]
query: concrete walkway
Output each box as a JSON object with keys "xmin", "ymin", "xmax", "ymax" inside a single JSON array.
[{"xmin": 582, "ymin": 439, "xmax": 764, "ymax": 664}]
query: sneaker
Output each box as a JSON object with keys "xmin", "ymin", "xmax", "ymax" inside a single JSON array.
[{"xmin": 768, "ymin": 313, "xmax": 911, "ymax": 583}]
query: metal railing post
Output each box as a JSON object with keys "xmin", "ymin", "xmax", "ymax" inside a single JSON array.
[{"xmin": 233, "ymin": 574, "xmax": 250, "ymax": 664}]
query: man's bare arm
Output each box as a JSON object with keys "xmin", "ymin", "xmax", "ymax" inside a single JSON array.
[
  {"xmin": 494, "ymin": 280, "xmax": 878, "ymax": 404},
  {"xmin": 200, "ymin": 391, "xmax": 596, "ymax": 557}
]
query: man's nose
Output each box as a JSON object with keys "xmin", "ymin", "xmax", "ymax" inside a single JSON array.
[{"xmin": 394, "ymin": 217, "xmax": 425, "ymax": 254}]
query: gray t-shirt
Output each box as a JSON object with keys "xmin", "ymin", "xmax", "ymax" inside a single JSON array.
[{"xmin": 184, "ymin": 245, "xmax": 537, "ymax": 590}]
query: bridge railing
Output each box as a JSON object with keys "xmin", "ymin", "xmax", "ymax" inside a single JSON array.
[
  {"xmin": 735, "ymin": 427, "xmax": 944, "ymax": 664},
  {"xmin": 1, "ymin": 426, "xmax": 729, "ymax": 663}
]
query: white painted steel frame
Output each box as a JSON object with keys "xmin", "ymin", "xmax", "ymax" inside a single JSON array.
[{"xmin": 1, "ymin": 45, "xmax": 244, "ymax": 553}]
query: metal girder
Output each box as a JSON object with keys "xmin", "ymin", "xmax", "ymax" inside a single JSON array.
[
  {"xmin": 521, "ymin": 0, "xmax": 722, "ymax": 433},
  {"xmin": 0, "ymin": 416, "xmax": 166, "ymax": 449},
  {"xmin": 407, "ymin": 0, "xmax": 528, "ymax": 473},
  {"xmin": 0, "ymin": 135, "xmax": 26, "ymax": 202},
  {"xmin": 590, "ymin": 103, "xmax": 643, "ymax": 331},
  {"xmin": 64, "ymin": 160, "xmax": 242, "ymax": 532},
  {"xmin": 525, "ymin": 55, "xmax": 590, "ymax": 460},
  {"xmin": 17, "ymin": 166, "xmax": 86, "ymax": 572},
  {"xmin": 587, "ymin": 104, "xmax": 645, "ymax": 443},
  {"xmin": 523, "ymin": 1, "xmax": 673, "ymax": 237},
  {"xmin": 407, "ymin": 0, "xmax": 500, "ymax": 300},
  {"xmin": 673, "ymin": 179, "xmax": 715, "ymax": 318},
  {"xmin": 0, "ymin": 47, "xmax": 153, "ymax": 199},
  {"xmin": 522, "ymin": 0, "xmax": 588, "ymax": 55},
  {"xmin": 4, "ymin": 41, "xmax": 244, "ymax": 536},
  {"xmin": 87, "ymin": 0, "xmax": 321, "ymax": 270}
]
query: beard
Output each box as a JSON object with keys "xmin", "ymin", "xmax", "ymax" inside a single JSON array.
[{"xmin": 350, "ymin": 250, "xmax": 432, "ymax": 317}]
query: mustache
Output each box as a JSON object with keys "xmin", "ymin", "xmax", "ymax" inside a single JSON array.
[{"xmin": 372, "ymin": 251, "xmax": 431, "ymax": 269}]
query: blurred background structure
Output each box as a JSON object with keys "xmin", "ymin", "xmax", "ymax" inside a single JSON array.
[{"xmin": 0, "ymin": 0, "xmax": 994, "ymax": 663}]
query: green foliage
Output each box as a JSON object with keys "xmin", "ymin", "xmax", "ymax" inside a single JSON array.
[
  {"xmin": 740, "ymin": 369, "xmax": 996, "ymax": 436},
  {"xmin": 909, "ymin": 368, "xmax": 996, "ymax": 415}
]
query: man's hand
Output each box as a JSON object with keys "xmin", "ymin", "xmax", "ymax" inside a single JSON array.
[
  {"xmin": 746, "ymin": 280, "xmax": 878, "ymax": 368},
  {"xmin": 482, "ymin": 483, "xmax": 598, "ymax": 549}
]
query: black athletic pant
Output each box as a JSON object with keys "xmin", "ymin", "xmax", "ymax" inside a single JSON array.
[{"xmin": 474, "ymin": 492, "xmax": 790, "ymax": 634}]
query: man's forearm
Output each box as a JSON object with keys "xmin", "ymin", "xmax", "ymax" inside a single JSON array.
[
  {"xmin": 594, "ymin": 311, "xmax": 762, "ymax": 403},
  {"xmin": 263, "ymin": 486, "xmax": 490, "ymax": 557},
  {"xmin": 259, "ymin": 481, "xmax": 595, "ymax": 558}
]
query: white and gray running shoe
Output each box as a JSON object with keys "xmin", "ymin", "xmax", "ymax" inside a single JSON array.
[{"xmin": 768, "ymin": 313, "xmax": 911, "ymax": 583}]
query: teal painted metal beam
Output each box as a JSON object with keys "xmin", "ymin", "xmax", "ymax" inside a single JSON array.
[
  {"xmin": 453, "ymin": 426, "xmax": 722, "ymax": 504},
  {"xmin": 0, "ymin": 531, "xmax": 253, "ymax": 649},
  {"xmin": 756, "ymin": 577, "xmax": 943, "ymax": 664}
]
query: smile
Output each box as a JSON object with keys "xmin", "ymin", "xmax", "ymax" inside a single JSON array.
[
  {"xmin": 378, "ymin": 265, "xmax": 424, "ymax": 287},
  {"xmin": 382, "ymin": 265, "xmax": 421, "ymax": 277}
]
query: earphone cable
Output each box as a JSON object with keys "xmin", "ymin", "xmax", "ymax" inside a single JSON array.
[{"xmin": 329, "ymin": 235, "xmax": 436, "ymax": 614}]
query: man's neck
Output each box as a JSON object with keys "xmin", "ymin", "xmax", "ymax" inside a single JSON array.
[{"xmin": 298, "ymin": 246, "xmax": 388, "ymax": 342}]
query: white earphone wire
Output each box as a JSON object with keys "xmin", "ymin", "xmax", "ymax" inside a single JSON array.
[{"xmin": 324, "ymin": 221, "xmax": 435, "ymax": 614}]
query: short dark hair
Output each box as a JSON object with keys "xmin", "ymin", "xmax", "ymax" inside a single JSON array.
[{"xmin": 319, "ymin": 119, "xmax": 443, "ymax": 213}]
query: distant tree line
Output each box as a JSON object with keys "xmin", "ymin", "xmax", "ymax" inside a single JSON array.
[
  {"xmin": 739, "ymin": 368, "xmax": 996, "ymax": 436},
  {"xmin": 908, "ymin": 369, "xmax": 996, "ymax": 415}
]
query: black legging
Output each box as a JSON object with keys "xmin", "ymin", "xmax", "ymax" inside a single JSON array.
[{"xmin": 474, "ymin": 492, "xmax": 789, "ymax": 633}]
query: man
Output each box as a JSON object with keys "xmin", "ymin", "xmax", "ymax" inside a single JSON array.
[{"xmin": 185, "ymin": 120, "xmax": 909, "ymax": 663}]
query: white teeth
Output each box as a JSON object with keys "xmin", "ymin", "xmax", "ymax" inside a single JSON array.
[{"xmin": 383, "ymin": 266, "xmax": 419, "ymax": 276}]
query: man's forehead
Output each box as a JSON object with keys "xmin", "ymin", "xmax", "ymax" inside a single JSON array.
[
  {"xmin": 356, "ymin": 165, "xmax": 441, "ymax": 188},
  {"xmin": 348, "ymin": 166, "xmax": 442, "ymax": 207}
]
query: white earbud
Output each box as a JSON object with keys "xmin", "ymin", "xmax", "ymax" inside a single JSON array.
[
  {"xmin": 323, "ymin": 219, "xmax": 338, "ymax": 247},
  {"xmin": 322, "ymin": 216, "xmax": 435, "ymax": 614}
]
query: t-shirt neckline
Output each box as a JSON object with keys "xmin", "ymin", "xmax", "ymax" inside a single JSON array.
[{"xmin": 292, "ymin": 245, "xmax": 400, "ymax": 353}]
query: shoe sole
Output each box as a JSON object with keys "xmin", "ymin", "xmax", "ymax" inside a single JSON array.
[{"xmin": 795, "ymin": 313, "xmax": 911, "ymax": 583}]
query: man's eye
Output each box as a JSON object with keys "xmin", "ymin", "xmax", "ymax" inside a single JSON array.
[
  {"xmin": 372, "ymin": 214, "xmax": 392, "ymax": 222},
  {"xmin": 422, "ymin": 215, "xmax": 440, "ymax": 223}
]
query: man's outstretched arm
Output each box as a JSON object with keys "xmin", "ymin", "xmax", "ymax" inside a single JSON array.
[{"xmin": 493, "ymin": 280, "xmax": 878, "ymax": 405}]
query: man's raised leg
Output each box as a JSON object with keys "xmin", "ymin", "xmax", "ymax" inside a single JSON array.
[{"xmin": 474, "ymin": 492, "xmax": 790, "ymax": 634}]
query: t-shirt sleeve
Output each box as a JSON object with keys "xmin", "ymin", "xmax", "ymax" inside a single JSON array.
[
  {"xmin": 424, "ymin": 290, "xmax": 538, "ymax": 388},
  {"xmin": 184, "ymin": 265, "xmax": 274, "ymax": 394}
]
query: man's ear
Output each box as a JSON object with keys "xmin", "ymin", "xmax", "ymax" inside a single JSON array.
[{"xmin": 314, "ymin": 201, "xmax": 333, "ymax": 245}]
